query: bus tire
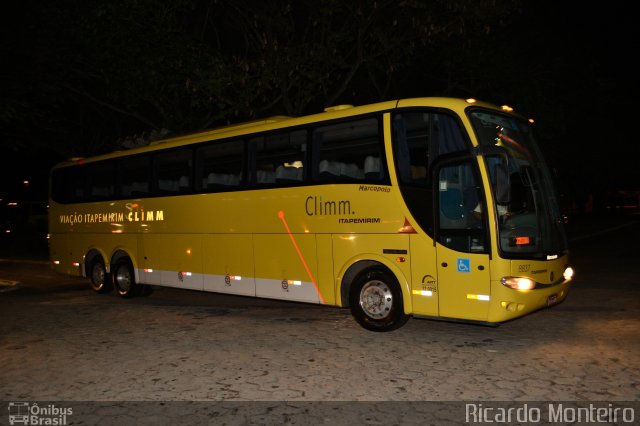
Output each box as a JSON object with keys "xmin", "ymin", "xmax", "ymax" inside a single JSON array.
[
  {"xmin": 88, "ymin": 257, "xmax": 112, "ymax": 294},
  {"xmin": 113, "ymin": 257, "xmax": 139, "ymax": 298},
  {"xmin": 349, "ymin": 268, "xmax": 409, "ymax": 332}
]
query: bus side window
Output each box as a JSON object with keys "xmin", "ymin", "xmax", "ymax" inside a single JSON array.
[
  {"xmin": 312, "ymin": 117, "xmax": 385, "ymax": 183},
  {"xmin": 196, "ymin": 140, "xmax": 244, "ymax": 192},
  {"xmin": 393, "ymin": 113, "xmax": 429, "ymax": 186},
  {"xmin": 249, "ymin": 130, "xmax": 306, "ymax": 187},
  {"xmin": 394, "ymin": 112, "xmax": 468, "ymax": 186},
  {"xmin": 437, "ymin": 161, "xmax": 486, "ymax": 253},
  {"xmin": 393, "ymin": 113, "xmax": 435, "ymax": 236},
  {"xmin": 393, "ymin": 111, "xmax": 473, "ymax": 239},
  {"xmin": 88, "ymin": 161, "xmax": 115, "ymax": 200},
  {"xmin": 154, "ymin": 149, "xmax": 192, "ymax": 195},
  {"xmin": 118, "ymin": 156, "xmax": 151, "ymax": 198}
]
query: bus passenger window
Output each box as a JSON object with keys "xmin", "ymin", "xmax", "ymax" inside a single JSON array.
[
  {"xmin": 312, "ymin": 118, "xmax": 385, "ymax": 183},
  {"xmin": 88, "ymin": 162, "xmax": 115, "ymax": 200},
  {"xmin": 250, "ymin": 130, "xmax": 306, "ymax": 186},
  {"xmin": 118, "ymin": 156, "xmax": 150, "ymax": 198},
  {"xmin": 154, "ymin": 149, "xmax": 192, "ymax": 195},
  {"xmin": 393, "ymin": 114, "xmax": 429, "ymax": 186},
  {"xmin": 393, "ymin": 111, "xmax": 472, "ymax": 239},
  {"xmin": 196, "ymin": 140, "xmax": 244, "ymax": 192}
]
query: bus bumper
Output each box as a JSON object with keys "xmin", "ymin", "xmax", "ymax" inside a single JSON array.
[
  {"xmin": 487, "ymin": 279, "xmax": 572, "ymax": 323},
  {"xmin": 51, "ymin": 259, "xmax": 83, "ymax": 277}
]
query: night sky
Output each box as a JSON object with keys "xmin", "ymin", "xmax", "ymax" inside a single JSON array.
[{"xmin": 1, "ymin": 0, "xmax": 637, "ymax": 209}]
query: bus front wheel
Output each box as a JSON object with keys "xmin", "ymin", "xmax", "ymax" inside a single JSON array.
[
  {"xmin": 88, "ymin": 257, "xmax": 112, "ymax": 294},
  {"xmin": 349, "ymin": 268, "xmax": 409, "ymax": 332},
  {"xmin": 113, "ymin": 258, "xmax": 139, "ymax": 298}
]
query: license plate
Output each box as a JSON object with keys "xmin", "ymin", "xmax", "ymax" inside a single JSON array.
[{"xmin": 547, "ymin": 294, "xmax": 558, "ymax": 306}]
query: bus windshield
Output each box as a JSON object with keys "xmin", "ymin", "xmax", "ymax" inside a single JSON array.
[{"xmin": 469, "ymin": 110, "xmax": 568, "ymax": 259}]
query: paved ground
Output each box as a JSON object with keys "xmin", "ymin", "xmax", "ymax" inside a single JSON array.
[
  {"xmin": 1, "ymin": 278, "xmax": 638, "ymax": 402},
  {"xmin": 0, "ymin": 220, "xmax": 638, "ymax": 424}
]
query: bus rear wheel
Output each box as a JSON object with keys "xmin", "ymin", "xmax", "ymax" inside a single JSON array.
[
  {"xmin": 349, "ymin": 268, "xmax": 409, "ymax": 332},
  {"xmin": 113, "ymin": 258, "xmax": 139, "ymax": 298},
  {"xmin": 88, "ymin": 257, "xmax": 112, "ymax": 294}
]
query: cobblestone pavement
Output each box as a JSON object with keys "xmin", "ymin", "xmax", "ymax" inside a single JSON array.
[{"xmin": 0, "ymin": 223, "xmax": 638, "ymax": 423}]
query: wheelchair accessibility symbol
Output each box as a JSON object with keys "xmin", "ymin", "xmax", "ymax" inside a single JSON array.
[{"xmin": 457, "ymin": 258, "xmax": 471, "ymax": 273}]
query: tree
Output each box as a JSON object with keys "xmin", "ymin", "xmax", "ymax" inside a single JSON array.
[{"xmin": 2, "ymin": 0, "xmax": 523, "ymax": 158}]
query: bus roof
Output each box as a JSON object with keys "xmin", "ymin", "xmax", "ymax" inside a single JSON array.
[{"xmin": 53, "ymin": 97, "xmax": 503, "ymax": 168}]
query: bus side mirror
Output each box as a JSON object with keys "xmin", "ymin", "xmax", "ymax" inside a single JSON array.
[{"xmin": 493, "ymin": 163, "xmax": 510, "ymax": 204}]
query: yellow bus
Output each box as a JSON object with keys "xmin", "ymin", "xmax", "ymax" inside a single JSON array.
[{"xmin": 49, "ymin": 98, "xmax": 574, "ymax": 331}]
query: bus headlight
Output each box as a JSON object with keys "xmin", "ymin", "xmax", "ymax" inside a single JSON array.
[
  {"xmin": 563, "ymin": 266, "xmax": 574, "ymax": 281},
  {"xmin": 501, "ymin": 276, "xmax": 536, "ymax": 291}
]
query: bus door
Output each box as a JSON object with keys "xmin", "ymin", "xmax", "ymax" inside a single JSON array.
[
  {"xmin": 392, "ymin": 111, "xmax": 489, "ymax": 319},
  {"xmin": 434, "ymin": 158, "xmax": 491, "ymax": 321}
]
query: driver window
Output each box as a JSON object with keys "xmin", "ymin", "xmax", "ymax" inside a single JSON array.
[{"xmin": 437, "ymin": 160, "xmax": 486, "ymax": 252}]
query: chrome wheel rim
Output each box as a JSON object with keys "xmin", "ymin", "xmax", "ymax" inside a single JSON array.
[
  {"xmin": 91, "ymin": 263, "xmax": 105, "ymax": 289},
  {"xmin": 359, "ymin": 280, "xmax": 393, "ymax": 319},
  {"xmin": 116, "ymin": 265, "xmax": 132, "ymax": 292}
]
